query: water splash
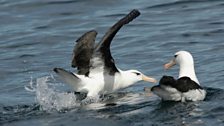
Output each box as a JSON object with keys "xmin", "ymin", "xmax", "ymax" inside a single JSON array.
[
  {"xmin": 26, "ymin": 76, "xmax": 79, "ymax": 112},
  {"xmin": 24, "ymin": 76, "xmax": 35, "ymax": 92}
]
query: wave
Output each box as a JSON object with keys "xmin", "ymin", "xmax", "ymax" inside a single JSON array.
[{"xmin": 146, "ymin": 0, "xmax": 222, "ymax": 9}]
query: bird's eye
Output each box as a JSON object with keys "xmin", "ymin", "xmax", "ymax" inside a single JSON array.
[
  {"xmin": 174, "ymin": 55, "xmax": 177, "ymax": 58},
  {"xmin": 134, "ymin": 72, "xmax": 141, "ymax": 75}
]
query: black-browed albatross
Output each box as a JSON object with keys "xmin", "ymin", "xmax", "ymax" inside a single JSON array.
[
  {"xmin": 54, "ymin": 9, "xmax": 157, "ymax": 101},
  {"xmin": 151, "ymin": 51, "xmax": 206, "ymax": 102}
]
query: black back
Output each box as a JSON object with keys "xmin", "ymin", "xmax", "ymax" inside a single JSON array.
[
  {"xmin": 159, "ymin": 76, "xmax": 202, "ymax": 92},
  {"xmin": 176, "ymin": 77, "xmax": 202, "ymax": 92}
]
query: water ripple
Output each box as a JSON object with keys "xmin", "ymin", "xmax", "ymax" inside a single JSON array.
[{"xmin": 1, "ymin": 0, "xmax": 224, "ymax": 125}]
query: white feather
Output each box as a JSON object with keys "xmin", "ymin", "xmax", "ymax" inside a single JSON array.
[
  {"xmin": 153, "ymin": 51, "xmax": 206, "ymax": 102},
  {"xmin": 55, "ymin": 68, "xmax": 145, "ymax": 97},
  {"xmin": 175, "ymin": 51, "xmax": 200, "ymax": 84}
]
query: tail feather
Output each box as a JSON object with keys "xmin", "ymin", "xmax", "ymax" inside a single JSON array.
[{"xmin": 53, "ymin": 68, "xmax": 82, "ymax": 90}]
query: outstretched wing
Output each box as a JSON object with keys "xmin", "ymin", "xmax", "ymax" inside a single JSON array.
[
  {"xmin": 71, "ymin": 30, "xmax": 97, "ymax": 75},
  {"xmin": 94, "ymin": 9, "xmax": 141, "ymax": 75}
]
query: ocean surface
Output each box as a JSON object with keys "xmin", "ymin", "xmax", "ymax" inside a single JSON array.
[{"xmin": 1, "ymin": 0, "xmax": 224, "ymax": 125}]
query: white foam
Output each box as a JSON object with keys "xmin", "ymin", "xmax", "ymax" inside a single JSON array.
[
  {"xmin": 26, "ymin": 76, "xmax": 79, "ymax": 111},
  {"xmin": 24, "ymin": 76, "xmax": 36, "ymax": 92}
]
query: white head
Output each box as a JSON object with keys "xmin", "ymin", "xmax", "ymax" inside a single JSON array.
[
  {"xmin": 164, "ymin": 51, "xmax": 200, "ymax": 84},
  {"xmin": 118, "ymin": 69, "xmax": 157, "ymax": 88}
]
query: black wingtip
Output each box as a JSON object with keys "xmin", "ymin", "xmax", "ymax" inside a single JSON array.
[
  {"xmin": 130, "ymin": 9, "xmax": 141, "ymax": 17},
  {"xmin": 75, "ymin": 30, "xmax": 97, "ymax": 43},
  {"xmin": 151, "ymin": 86, "xmax": 155, "ymax": 92},
  {"xmin": 53, "ymin": 68, "xmax": 59, "ymax": 73},
  {"xmin": 151, "ymin": 85, "xmax": 160, "ymax": 92},
  {"xmin": 120, "ymin": 9, "xmax": 141, "ymax": 25}
]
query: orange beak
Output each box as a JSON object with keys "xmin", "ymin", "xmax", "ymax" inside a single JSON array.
[
  {"xmin": 164, "ymin": 59, "xmax": 176, "ymax": 70},
  {"xmin": 142, "ymin": 74, "xmax": 157, "ymax": 83}
]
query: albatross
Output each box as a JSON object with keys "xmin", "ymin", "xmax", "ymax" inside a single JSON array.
[
  {"xmin": 151, "ymin": 51, "xmax": 206, "ymax": 102},
  {"xmin": 53, "ymin": 9, "xmax": 157, "ymax": 101}
]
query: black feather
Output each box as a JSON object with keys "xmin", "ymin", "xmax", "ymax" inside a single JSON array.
[{"xmin": 157, "ymin": 75, "xmax": 203, "ymax": 92}]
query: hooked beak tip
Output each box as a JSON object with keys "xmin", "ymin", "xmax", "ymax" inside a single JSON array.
[
  {"xmin": 164, "ymin": 64, "xmax": 169, "ymax": 70},
  {"xmin": 152, "ymin": 79, "xmax": 157, "ymax": 83},
  {"xmin": 142, "ymin": 75, "xmax": 157, "ymax": 84}
]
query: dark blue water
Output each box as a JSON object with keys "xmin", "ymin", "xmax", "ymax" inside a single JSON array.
[{"xmin": 1, "ymin": 0, "xmax": 224, "ymax": 125}]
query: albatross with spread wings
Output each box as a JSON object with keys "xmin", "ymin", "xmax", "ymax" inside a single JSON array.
[{"xmin": 53, "ymin": 9, "xmax": 157, "ymax": 100}]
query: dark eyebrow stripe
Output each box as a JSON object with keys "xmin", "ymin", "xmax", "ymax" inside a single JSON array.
[{"xmin": 133, "ymin": 72, "xmax": 140, "ymax": 75}]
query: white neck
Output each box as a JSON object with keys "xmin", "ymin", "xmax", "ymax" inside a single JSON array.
[
  {"xmin": 179, "ymin": 64, "xmax": 200, "ymax": 84},
  {"xmin": 113, "ymin": 69, "xmax": 139, "ymax": 90}
]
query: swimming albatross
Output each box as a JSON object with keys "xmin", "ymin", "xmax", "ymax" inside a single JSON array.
[
  {"xmin": 151, "ymin": 51, "xmax": 206, "ymax": 102},
  {"xmin": 53, "ymin": 9, "xmax": 157, "ymax": 101}
]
